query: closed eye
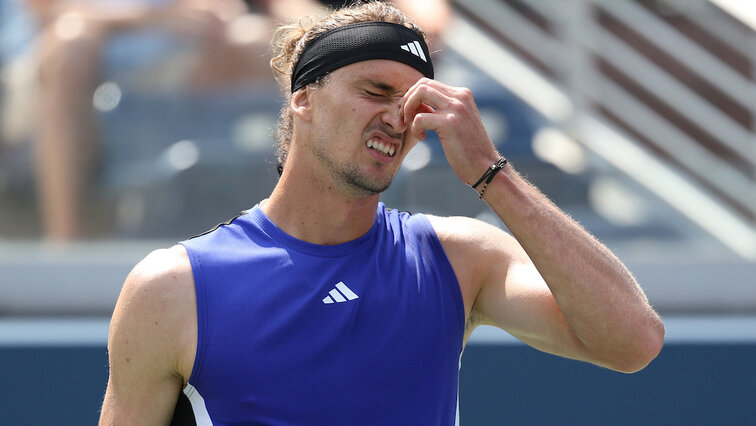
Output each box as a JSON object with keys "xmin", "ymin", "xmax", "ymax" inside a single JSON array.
[
  {"xmin": 362, "ymin": 90, "xmax": 402, "ymax": 104},
  {"xmin": 354, "ymin": 79, "xmax": 404, "ymax": 100}
]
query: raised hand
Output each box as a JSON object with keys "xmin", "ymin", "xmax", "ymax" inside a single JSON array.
[{"xmin": 400, "ymin": 78, "xmax": 501, "ymax": 186}]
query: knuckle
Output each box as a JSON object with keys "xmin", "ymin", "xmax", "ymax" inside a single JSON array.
[
  {"xmin": 455, "ymin": 88, "xmax": 473, "ymax": 104},
  {"xmin": 449, "ymin": 98, "xmax": 465, "ymax": 112},
  {"xmin": 445, "ymin": 112, "xmax": 457, "ymax": 121},
  {"xmin": 416, "ymin": 83, "xmax": 432, "ymax": 96}
]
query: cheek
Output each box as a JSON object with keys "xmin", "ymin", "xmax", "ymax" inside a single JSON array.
[{"xmin": 315, "ymin": 96, "xmax": 377, "ymax": 140}]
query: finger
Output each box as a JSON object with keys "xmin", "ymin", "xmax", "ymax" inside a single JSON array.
[
  {"xmin": 415, "ymin": 103, "xmax": 435, "ymax": 115},
  {"xmin": 401, "ymin": 81, "xmax": 453, "ymax": 125},
  {"xmin": 410, "ymin": 112, "xmax": 446, "ymax": 141},
  {"xmin": 410, "ymin": 126, "xmax": 426, "ymax": 141},
  {"xmin": 400, "ymin": 103, "xmax": 432, "ymax": 137},
  {"xmin": 401, "ymin": 78, "xmax": 461, "ymax": 108},
  {"xmin": 402, "ymin": 81, "xmax": 445, "ymax": 115},
  {"xmin": 400, "ymin": 78, "xmax": 438, "ymax": 120},
  {"xmin": 402, "ymin": 77, "xmax": 459, "ymax": 100}
]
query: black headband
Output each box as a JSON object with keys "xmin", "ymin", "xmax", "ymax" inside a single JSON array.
[{"xmin": 291, "ymin": 21, "xmax": 434, "ymax": 93}]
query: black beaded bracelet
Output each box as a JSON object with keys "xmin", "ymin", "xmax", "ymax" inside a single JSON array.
[{"xmin": 470, "ymin": 157, "xmax": 508, "ymax": 198}]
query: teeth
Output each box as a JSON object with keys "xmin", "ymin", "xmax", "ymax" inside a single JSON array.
[{"xmin": 366, "ymin": 137, "xmax": 396, "ymax": 157}]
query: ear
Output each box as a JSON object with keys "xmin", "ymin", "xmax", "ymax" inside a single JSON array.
[{"xmin": 290, "ymin": 87, "xmax": 313, "ymax": 122}]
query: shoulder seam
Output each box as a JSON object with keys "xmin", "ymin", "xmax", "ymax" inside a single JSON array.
[
  {"xmin": 385, "ymin": 207, "xmax": 415, "ymax": 215},
  {"xmin": 188, "ymin": 211, "xmax": 247, "ymax": 239}
]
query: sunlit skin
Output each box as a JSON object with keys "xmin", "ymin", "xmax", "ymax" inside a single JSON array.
[
  {"xmin": 298, "ymin": 60, "xmax": 427, "ymax": 197},
  {"xmin": 99, "ymin": 55, "xmax": 664, "ymax": 426},
  {"xmin": 261, "ymin": 60, "xmax": 437, "ymax": 246},
  {"xmin": 265, "ymin": 59, "xmax": 663, "ymax": 369}
]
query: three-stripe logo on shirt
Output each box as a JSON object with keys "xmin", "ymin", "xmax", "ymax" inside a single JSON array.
[{"xmin": 322, "ymin": 282, "xmax": 359, "ymax": 304}]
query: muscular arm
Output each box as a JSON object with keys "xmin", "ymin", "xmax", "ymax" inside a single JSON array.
[
  {"xmin": 100, "ymin": 245, "xmax": 197, "ymax": 425},
  {"xmin": 431, "ymin": 173, "xmax": 663, "ymax": 372},
  {"xmin": 403, "ymin": 79, "xmax": 664, "ymax": 373},
  {"xmin": 475, "ymin": 168, "xmax": 663, "ymax": 372}
]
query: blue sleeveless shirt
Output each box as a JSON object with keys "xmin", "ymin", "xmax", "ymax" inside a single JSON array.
[{"xmin": 179, "ymin": 202, "xmax": 464, "ymax": 425}]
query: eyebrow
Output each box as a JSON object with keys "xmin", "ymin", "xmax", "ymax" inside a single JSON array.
[{"xmin": 356, "ymin": 79, "xmax": 402, "ymax": 95}]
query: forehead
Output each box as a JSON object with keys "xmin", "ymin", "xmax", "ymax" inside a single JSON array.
[{"xmin": 329, "ymin": 59, "xmax": 425, "ymax": 92}]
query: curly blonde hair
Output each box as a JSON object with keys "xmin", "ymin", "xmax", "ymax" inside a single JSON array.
[{"xmin": 269, "ymin": 1, "xmax": 427, "ymax": 175}]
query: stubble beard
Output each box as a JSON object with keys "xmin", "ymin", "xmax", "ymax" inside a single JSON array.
[
  {"xmin": 340, "ymin": 162, "xmax": 393, "ymax": 197},
  {"xmin": 313, "ymin": 145, "xmax": 394, "ymax": 198}
]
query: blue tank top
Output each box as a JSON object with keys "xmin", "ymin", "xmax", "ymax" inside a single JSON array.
[{"xmin": 180, "ymin": 202, "xmax": 465, "ymax": 425}]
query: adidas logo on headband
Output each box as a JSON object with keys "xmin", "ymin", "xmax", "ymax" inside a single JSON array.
[
  {"xmin": 400, "ymin": 41, "xmax": 427, "ymax": 62},
  {"xmin": 291, "ymin": 22, "xmax": 434, "ymax": 92}
]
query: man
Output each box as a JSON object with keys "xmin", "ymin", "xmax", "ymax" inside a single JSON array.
[{"xmin": 100, "ymin": 2, "xmax": 665, "ymax": 424}]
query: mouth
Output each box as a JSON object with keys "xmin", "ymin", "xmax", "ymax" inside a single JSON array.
[{"xmin": 366, "ymin": 137, "xmax": 397, "ymax": 157}]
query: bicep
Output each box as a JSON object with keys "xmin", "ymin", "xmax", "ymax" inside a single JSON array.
[
  {"xmin": 466, "ymin": 229, "xmax": 589, "ymax": 360},
  {"xmin": 100, "ymin": 250, "xmax": 192, "ymax": 425},
  {"xmin": 474, "ymin": 259, "xmax": 586, "ymax": 358},
  {"xmin": 101, "ymin": 316, "xmax": 183, "ymax": 425}
]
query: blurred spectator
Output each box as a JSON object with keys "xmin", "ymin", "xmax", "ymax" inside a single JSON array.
[
  {"xmin": 391, "ymin": 0, "xmax": 452, "ymax": 49},
  {"xmin": 320, "ymin": 0, "xmax": 451, "ymax": 49},
  {"xmin": 11, "ymin": 0, "xmax": 322, "ymax": 241},
  {"xmin": 1, "ymin": 0, "xmax": 449, "ymax": 242}
]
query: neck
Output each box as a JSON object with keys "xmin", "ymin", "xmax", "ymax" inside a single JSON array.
[{"xmin": 261, "ymin": 166, "xmax": 381, "ymax": 246}]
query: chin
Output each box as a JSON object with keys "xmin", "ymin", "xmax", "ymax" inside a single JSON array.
[{"xmin": 345, "ymin": 175, "xmax": 393, "ymax": 197}]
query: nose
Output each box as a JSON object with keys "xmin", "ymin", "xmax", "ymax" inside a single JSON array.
[{"xmin": 381, "ymin": 102, "xmax": 407, "ymax": 134}]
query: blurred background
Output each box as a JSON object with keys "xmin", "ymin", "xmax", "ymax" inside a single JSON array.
[{"xmin": 0, "ymin": 0, "xmax": 754, "ymax": 424}]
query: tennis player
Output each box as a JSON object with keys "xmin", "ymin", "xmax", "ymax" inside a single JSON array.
[{"xmin": 99, "ymin": 2, "xmax": 664, "ymax": 424}]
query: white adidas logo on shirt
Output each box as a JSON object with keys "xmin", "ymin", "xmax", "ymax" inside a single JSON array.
[
  {"xmin": 322, "ymin": 281, "xmax": 359, "ymax": 304},
  {"xmin": 400, "ymin": 41, "xmax": 427, "ymax": 62}
]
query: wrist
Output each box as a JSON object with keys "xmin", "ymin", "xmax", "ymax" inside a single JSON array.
[{"xmin": 470, "ymin": 157, "xmax": 508, "ymax": 199}]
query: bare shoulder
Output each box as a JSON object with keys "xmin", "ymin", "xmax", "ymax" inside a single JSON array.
[
  {"xmin": 425, "ymin": 214, "xmax": 526, "ymax": 262},
  {"xmin": 425, "ymin": 215, "xmax": 526, "ymax": 325},
  {"xmin": 109, "ymin": 244, "xmax": 197, "ymax": 385},
  {"xmin": 117, "ymin": 245, "xmax": 196, "ymax": 338},
  {"xmin": 108, "ymin": 245, "xmax": 197, "ymax": 382},
  {"xmin": 126, "ymin": 243, "xmax": 193, "ymax": 293},
  {"xmin": 101, "ymin": 244, "xmax": 197, "ymax": 424}
]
